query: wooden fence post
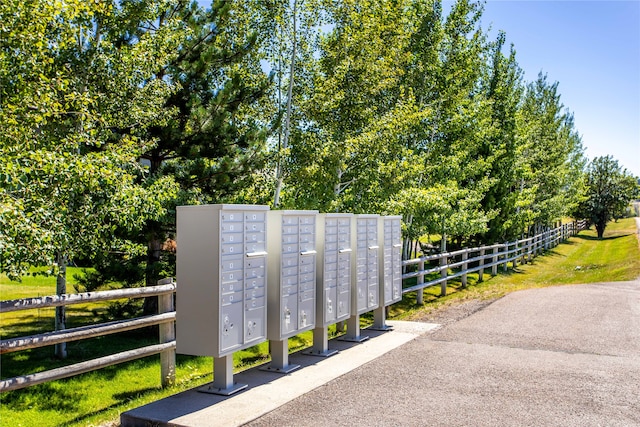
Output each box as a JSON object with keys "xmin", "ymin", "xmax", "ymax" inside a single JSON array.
[
  {"xmin": 416, "ymin": 259, "xmax": 424, "ymax": 305},
  {"xmin": 440, "ymin": 254, "xmax": 447, "ymax": 296},
  {"xmin": 461, "ymin": 250, "xmax": 468, "ymax": 288},
  {"xmin": 503, "ymin": 243, "xmax": 508, "ymax": 272},
  {"xmin": 478, "ymin": 248, "xmax": 485, "ymax": 282},
  {"xmin": 491, "ymin": 246, "xmax": 498, "ymax": 276},
  {"xmin": 158, "ymin": 278, "xmax": 176, "ymax": 388}
]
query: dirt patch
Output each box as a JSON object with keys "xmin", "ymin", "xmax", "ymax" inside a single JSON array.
[{"xmin": 406, "ymin": 298, "xmax": 499, "ymax": 326}]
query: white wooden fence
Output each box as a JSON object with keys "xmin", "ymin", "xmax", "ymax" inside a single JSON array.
[
  {"xmin": 0, "ymin": 221, "xmax": 586, "ymax": 392},
  {"xmin": 402, "ymin": 220, "xmax": 588, "ymax": 303},
  {"xmin": 0, "ymin": 279, "xmax": 176, "ymax": 392}
]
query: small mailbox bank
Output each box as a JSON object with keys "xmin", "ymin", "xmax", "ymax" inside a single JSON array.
[{"xmin": 176, "ymin": 205, "xmax": 403, "ymax": 394}]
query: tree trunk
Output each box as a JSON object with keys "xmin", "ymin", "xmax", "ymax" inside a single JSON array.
[
  {"xmin": 273, "ymin": 0, "xmax": 298, "ymax": 208},
  {"xmin": 55, "ymin": 253, "xmax": 67, "ymax": 359},
  {"xmin": 596, "ymin": 221, "xmax": 606, "ymax": 239},
  {"xmin": 144, "ymin": 232, "xmax": 163, "ymax": 315}
]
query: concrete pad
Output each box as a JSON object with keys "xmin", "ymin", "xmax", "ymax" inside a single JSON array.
[{"xmin": 120, "ymin": 321, "xmax": 439, "ymax": 427}]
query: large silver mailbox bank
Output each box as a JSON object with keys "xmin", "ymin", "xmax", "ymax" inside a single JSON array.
[{"xmin": 176, "ymin": 204, "xmax": 269, "ymax": 358}]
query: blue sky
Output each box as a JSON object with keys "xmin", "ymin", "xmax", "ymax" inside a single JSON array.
[{"xmin": 473, "ymin": 0, "xmax": 640, "ymax": 177}]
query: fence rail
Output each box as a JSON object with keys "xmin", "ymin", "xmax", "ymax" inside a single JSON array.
[{"xmin": 0, "ymin": 221, "xmax": 587, "ymax": 392}]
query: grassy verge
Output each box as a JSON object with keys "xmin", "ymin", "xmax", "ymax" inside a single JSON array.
[
  {"xmin": 1, "ymin": 218, "xmax": 638, "ymax": 426},
  {"xmin": 390, "ymin": 217, "xmax": 640, "ymax": 320}
]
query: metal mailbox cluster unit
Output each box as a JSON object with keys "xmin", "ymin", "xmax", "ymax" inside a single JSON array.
[
  {"xmin": 308, "ymin": 213, "xmax": 353, "ymax": 357},
  {"xmin": 372, "ymin": 216, "xmax": 403, "ymax": 330},
  {"xmin": 176, "ymin": 204, "xmax": 269, "ymax": 395},
  {"xmin": 343, "ymin": 214, "xmax": 380, "ymax": 342},
  {"xmin": 176, "ymin": 204, "xmax": 402, "ymax": 394},
  {"xmin": 264, "ymin": 210, "xmax": 318, "ymax": 373}
]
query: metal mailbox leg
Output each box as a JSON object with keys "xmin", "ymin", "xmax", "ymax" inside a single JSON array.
[
  {"xmin": 199, "ymin": 355, "xmax": 247, "ymax": 396},
  {"xmin": 370, "ymin": 305, "xmax": 393, "ymax": 331},
  {"xmin": 306, "ymin": 326, "xmax": 338, "ymax": 357},
  {"xmin": 261, "ymin": 339, "xmax": 300, "ymax": 374},
  {"xmin": 339, "ymin": 314, "xmax": 369, "ymax": 342}
]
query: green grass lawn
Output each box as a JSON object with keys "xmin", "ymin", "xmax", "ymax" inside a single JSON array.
[{"xmin": 1, "ymin": 218, "xmax": 638, "ymax": 427}]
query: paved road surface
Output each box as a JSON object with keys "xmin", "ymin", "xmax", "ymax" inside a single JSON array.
[{"xmin": 245, "ymin": 281, "xmax": 640, "ymax": 427}]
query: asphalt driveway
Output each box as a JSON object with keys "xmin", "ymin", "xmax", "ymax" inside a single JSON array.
[{"xmin": 246, "ymin": 281, "xmax": 640, "ymax": 427}]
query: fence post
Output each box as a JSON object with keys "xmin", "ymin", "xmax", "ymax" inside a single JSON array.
[
  {"xmin": 158, "ymin": 278, "xmax": 176, "ymax": 388},
  {"xmin": 513, "ymin": 240, "xmax": 518, "ymax": 268},
  {"xmin": 503, "ymin": 243, "xmax": 508, "ymax": 272},
  {"xmin": 491, "ymin": 246, "xmax": 498, "ymax": 276},
  {"xmin": 478, "ymin": 248, "xmax": 485, "ymax": 282},
  {"xmin": 440, "ymin": 254, "xmax": 447, "ymax": 296},
  {"xmin": 461, "ymin": 250, "xmax": 468, "ymax": 288},
  {"xmin": 416, "ymin": 259, "xmax": 424, "ymax": 305}
]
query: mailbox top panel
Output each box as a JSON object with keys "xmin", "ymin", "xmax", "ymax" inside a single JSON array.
[
  {"xmin": 272, "ymin": 209, "xmax": 319, "ymax": 216},
  {"xmin": 177, "ymin": 203, "xmax": 269, "ymax": 212},
  {"xmin": 320, "ymin": 213, "xmax": 354, "ymax": 218},
  {"xmin": 383, "ymin": 215, "xmax": 403, "ymax": 220},
  {"xmin": 354, "ymin": 214, "xmax": 380, "ymax": 219}
]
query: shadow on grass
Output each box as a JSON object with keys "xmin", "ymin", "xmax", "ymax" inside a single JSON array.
[
  {"xmin": 0, "ymin": 381, "xmax": 86, "ymax": 412},
  {"xmin": 575, "ymin": 234, "xmax": 631, "ymax": 241}
]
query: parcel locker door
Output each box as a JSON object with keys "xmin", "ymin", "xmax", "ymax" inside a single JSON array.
[
  {"xmin": 281, "ymin": 293, "xmax": 298, "ymax": 336},
  {"xmin": 323, "ymin": 284, "xmax": 337, "ymax": 324},
  {"xmin": 245, "ymin": 295, "xmax": 265, "ymax": 344},
  {"xmin": 337, "ymin": 288, "xmax": 350, "ymax": 320},
  {"xmin": 298, "ymin": 291, "xmax": 314, "ymax": 329},
  {"xmin": 220, "ymin": 293, "xmax": 243, "ymax": 353}
]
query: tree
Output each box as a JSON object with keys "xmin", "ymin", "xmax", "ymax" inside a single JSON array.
[
  {"xmin": 515, "ymin": 73, "xmax": 586, "ymax": 234},
  {"xmin": 0, "ymin": 0, "xmax": 180, "ymax": 356},
  {"xmin": 74, "ymin": 0, "xmax": 272, "ymax": 312},
  {"xmin": 576, "ymin": 156, "xmax": 640, "ymax": 238}
]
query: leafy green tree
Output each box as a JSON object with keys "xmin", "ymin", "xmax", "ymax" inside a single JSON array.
[
  {"xmin": 516, "ymin": 73, "xmax": 586, "ymax": 233},
  {"xmin": 75, "ymin": 1, "xmax": 271, "ymax": 309},
  {"xmin": 576, "ymin": 156, "xmax": 639, "ymax": 238},
  {"xmin": 397, "ymin": 0, "xmax": 494, "ymax": 249},
  {"xmin": 281, "ymin": 0, "xmax": 420, "ymax": 213},
  {"xmin": 477, "ymin": 32, "xmax": 525, "ymax": 242},
  {"xmin": 0, "ymin": 0, "xmax": 180, "ymax": 355}
]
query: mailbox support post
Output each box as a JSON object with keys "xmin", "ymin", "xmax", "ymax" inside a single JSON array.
[
  {"xmin": 372, "ymin": 306, "xmax": 391, "ymax": 331},
  {"xmin": 342, "ymin": 314, "xmax": 369, "ymax": 342},
  {"xmin": 307, "ymin": 326, "xmax": 338, "ymax": 357},
  {"xmin": 262, "ymin": 339, "xmax": 300, "ymax": 373},
  {"xmin": 199, "ymin": 355, "xmax": 247, "ymax": 396}
]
